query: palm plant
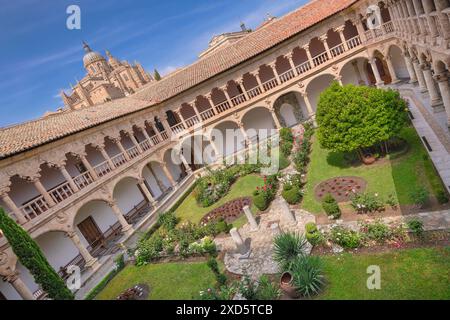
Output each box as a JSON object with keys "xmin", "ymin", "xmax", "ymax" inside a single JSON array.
[
  {"xmin": 273, "ymin": 232, "xmax": 308, "ymax": 270},
  {"xmin": 289, "ymin": 255, "xmax": 324, "ymax": 297}
]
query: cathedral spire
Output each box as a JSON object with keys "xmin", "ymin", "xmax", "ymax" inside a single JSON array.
[{"xmin": 106, "ymin": 50, "xmax": 120, "ymax": 68}]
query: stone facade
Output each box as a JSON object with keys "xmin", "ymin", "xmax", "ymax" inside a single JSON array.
[
  {"xmin": 60, "ymin": 42, "xmax": 153, "ymax": 110},
  {"xmin": 0, "ymin": 0, "xmax": 449, "ymax": 299}
]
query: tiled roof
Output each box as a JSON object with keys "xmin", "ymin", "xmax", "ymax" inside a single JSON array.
[{"xmin": 0, "ymin": 0, "xmax": 357, "ymax": 159}]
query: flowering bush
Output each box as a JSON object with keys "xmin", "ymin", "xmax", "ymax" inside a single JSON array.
[
  {"xmin": 253, "ymin": 175, "xmax": 279, "ymax": 210},
  {"xmin": 280, "ymin": 127, "xmax": 294, "ymax": 157},
  {"xmin": 281, "ymin": 174, "xmax": 303, "ymax": 204},
  {"xmin": 330, "ymin": 226, "xmax": 362, "ymax": 249},
  {"xmin": 198, "ymin": 286, "xmax": 236, "ymax": 300},
  {"xmin": 351, "ymin": 192, "xmax": 384, "ymax": 214},
  {"xmin": 194, "ymin": 168, "xmax": 235, "ymax": 207}
]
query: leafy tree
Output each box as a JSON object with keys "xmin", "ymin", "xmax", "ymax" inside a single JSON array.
[
  {"xmin": 0, "ymin": 208, "xmax": 74, "ymax": 300},
  {"xmin": 154, "ymin": 69, "xmax": 161, "ymax": 81},
  {"xmin": 316, "ymin": 81, "xmax": 408, "ymax": 159}
]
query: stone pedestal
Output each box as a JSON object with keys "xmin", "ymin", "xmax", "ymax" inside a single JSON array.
[
  {"xmin": 230, "ymin": 228, "xmax": 248, "ymax": 254},
  {"xmin": 280, "ymin": 198, "xmax": 296, "ymax": 224},
  {"xmin": 243, "ymin": 205, "xmax": 258, "ymax": 231}
]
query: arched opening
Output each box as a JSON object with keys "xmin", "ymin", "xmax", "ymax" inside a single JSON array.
[
  {"xmin": 210, "ymin": 120, "xmax": 245, "ymax": 157},
  {"xmin": 181, "ymin": 135, "xmax": 215, "ymax": 170},
  {"xmin": 179, "ymin": 103, "xmax": 199, "ymax": 127},
  {"xmin": 306, "ymin": 74, "xmax": 335, "ymax": 112},
  {"xmin": 309, "ymin": 37, "xmax": 328, "ymax": 66},
  {"xmin": 142, "ymin": 161, "xmax": 170, "ymax": 199},
  {"xmin": 242, "ymin": 73, "xmax": 261, "ymax": 98},
  {"xmin": 340, "ymin": 57, "xmax": 371, "ymax": 85},
  {"xmin": 38, "ymin": 163, "xmax": 74, "ymax": 204},
  {"xmin": 273, "ymin": 91, "xmax": 307, "ymax": 127},
  {"xmin": 113, "ymin": 177, "xmax": 148, "ymax": 224},
  {"xmin": 195, "ymin": 95, "xmax": 215, "ymax": 120},
  {"xmin": 388, "ymin": 45, "xmax": 409, "ymax": 80},
  {"xmin": 241, "ymin": 107, "xmax": 276, "ymax": 143},
  {"xmin": 163, "ymin": 149, "xmax": 187, "ymax": 181},
  {"xmin": 258, "ymin": 64, "xmax": 278, "ymax": 90},
  {"xmin": 74, "ymin": 200, "xmax": 121, "ymax": 254},
  {"xmin": 326, "ymin": 28, "xmax": 344, "ymax": 57},
  {"xmin": 367, "ymin": 50, "xmax": 392, "ymax": 84},
  {"xmin": 8, "ymin": 174, "xmax": 47, "ymax": 221}
]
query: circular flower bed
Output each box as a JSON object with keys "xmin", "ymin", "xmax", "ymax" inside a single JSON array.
[
  {"xmin": 200, "ymin": 197, "xmax": 252, "ymax": 225},
  {"xmin": 314, "ymin": 176, "xmax": 367, "ymax": 202}
]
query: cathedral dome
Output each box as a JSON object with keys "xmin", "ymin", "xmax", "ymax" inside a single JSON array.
[{"xmin": 82, "ymin": 42, "xmax": 105, "ymax": 68}]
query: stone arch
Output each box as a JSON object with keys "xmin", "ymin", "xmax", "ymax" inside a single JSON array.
[
  {"xmin": 112, "ymin": 176, "xmax": 147, "ymax": 217},
  {"xmin": 305, "ymin": 73, "xmax": 335, "ymax": 112},
  {"xmin": 273, "ymin": 91, "xmax": 306, "ymax": 127},
  {"xmin": 387, "ymin": 43, "xmax": 409, "ymax": 80},
  {"xmin": 163, "ymin": 148, "xmax": 186, "ymax": 181},
  {"xmin": 141, "ymin": 160, "xmax": 172, "ymax": 199},
  {"xmin": 367, "ymin": 50, "xmax": 392, "ymax": 85},
  {"xmin": 339, "ymin": 56, "xmax": 371, "ymax": 85},
  {"xmin": 210, "ymin": 120, "xmax": 244, "ymax": 157},
  {"xmin": 241, "ymin": 106, "xmax": 276, "ymax": 143}
]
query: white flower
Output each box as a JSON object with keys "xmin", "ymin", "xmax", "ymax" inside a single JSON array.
[{"xmin": 375, "ymin": 193, "xmax": 378, "ymax": 197}]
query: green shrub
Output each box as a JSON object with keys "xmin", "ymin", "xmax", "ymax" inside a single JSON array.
[
  {"xmin": 436, "ymin": 190, "xmax": 449, "ymax": 204},
  {"xmin": 407, "ymin": 218, "xmax": 424, "ymax": 238},
  {"xmin": 273, "ymin": 232, "xmax": 308, "ymax": 270},
  {"xmin": 289, "ymin": 255, "xmax": 324, "ymax": 297},
  {"xmin": 330, "ymin": 226, "xmax": 362, "ymax": 249},
  {"xmin": 278, "ymin": 152, "xmax": 291, "ymax": 170},
  {"xmin": 322, "ymin": 194, "xmax": 341, "ymax": 219},
  {"xmin": 409, "ymin": 187, "xmax": 429, "ymax": 208},
  {"xmin": 238, "ymin": 274, "xmax": 258, "ymax": 300},
  {"xmin": 280, "ymin": 128, "xmax": 294, "ymax": 157},
  {"xmin": 157, "ymin": 211, "xmax": 178, "ymax": 230},
  {"xmin": 253, "ymin": 191, "xmax": 269, "ymax": 211},
  {"xmin": 282, "ymin": 185, "xmax": 303, "ymax": 204},
  {"xmin": 253, "ymin": 174, "xmax": 278, "ymax": 211},
  {"xmin": 305, "ymin": 222, "xmax": 323, "ymax": 246},
  {"xmin": 195, "ymin": 168, "xmax": 235, "ymax": 207}
]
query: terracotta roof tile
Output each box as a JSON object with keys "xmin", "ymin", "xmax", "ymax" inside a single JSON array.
[{"xmin": 0, "ymin": 0, "xmax": 357, "ymax": 159}]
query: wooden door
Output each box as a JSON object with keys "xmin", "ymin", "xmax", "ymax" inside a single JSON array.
[{"xmin": 77, "ymin": 216, "xmax": 103, "ymax": 248}]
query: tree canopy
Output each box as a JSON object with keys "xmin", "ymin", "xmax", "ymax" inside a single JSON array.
[
  {"xmin": 0, "ymin": 208, "xmax": 74, "ymax": 300},
  {"xmin": 316, "ymin": 81, "xmax": 408, "ymax": 154},
  {"xmin": 154, "ymin": 69, "xmax": 161, "ymax": 81}
]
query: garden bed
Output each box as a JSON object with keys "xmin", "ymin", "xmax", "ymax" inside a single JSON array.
[
  {"xmin": 200, "ymin": 197, "xmax": 252, "ymax": 225},
  {"xmin": 314, "ymin": 176, "xmax": 367, "ymax": 202}
]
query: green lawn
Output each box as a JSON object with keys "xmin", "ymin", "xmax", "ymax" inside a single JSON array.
[
  {"xmin": 302, "ymin": 126, "xmax": 445, "ymax": 213},
  {"xmin": 174, "ymin": 174, "xmax": 264, "ymax": 228},
  {"xmin": 95, "ymin": 261, "xmax": 216, "ymax": 300},
  {"xmin": 319, "ymin": 247, "xmax": 450, "ymax": 300}
]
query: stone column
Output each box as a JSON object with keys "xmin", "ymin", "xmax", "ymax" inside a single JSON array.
[
  {"xmin": 79, "ymin": 154, "xmax": 98, "ymax": 180},
  {"xmin": 412, "ymin": 0, "xmax": 427, "ymax": 35},
  {"xmin": 160, "ymin": 116, "xmax": 173, "ymax": 139},
  {"xmin": 253, "ymin": 71, "xmax": 265, "ymax": 92},
  {"xmin": 301, "ymin": 92, "xmax": 315, "ymax": 117},
  {"xmin": 97, "ymin": 145, "xmax": 116, "ymax": 169},
  {"xmin": 59, "ymin": 165, "xmax": 79, "ymax": 192},
  {"xmin": 404, "ymin": 54, "xmax": 418, "ymax": 83},
  {"xmin": 147, "ymin": 164, "xmax": 167, "ymax": 193},
  {"xmin": 221, "ymin": 86, "xmax": 234, "ymax": 106},
  {"xmin": 113, "ymin": 138, "xmax": 130, "ymax": 161},
  {"xmin": 179, "ymin": 153, "xmax": 193, "ymax": 175},
  {"xmin": 369, "ymin": 58, "xmax": 384, "ymax": 87},
  {"xmin": 128, "ymin": 132, "xmax": 143, "ymax": 153},
  {"xmin": 243, "ymin": 205, "xmax": 258, "ymax": 231},
  {"xmin": 435, "ymin": 0, "xmax": 450, "ymax": 39},
  {"xmin": 162, "ymin": 163, "xmax": 177, "ymax": 186},
  {"xmin": 434, "ymin": 73, "xmax": 450, "ymax": 126},
  {"xmin": 238, "ymin": 122, "xmax": 250, "ymax": 149},
  {"xmin": 150, "ymin": 122, "xmax": 164, "ymax": 142},
  {"xmin": 412, "ymin": 59, "xmax": 428, "ymax": 92},
  {"xmin": 385, "ymin": 55, "xmax": 400, "ymax": 83},
  {"xmin": 269, "ymin": 108, "xmax": 281, "ymax": 129},
  {"xmin": 319, "ymin": 35, "xmax": 331, "ymax": 58},
  {"xmin": 335, "ymin": 75, "xmax": 343, "ymax": 85},
  {"xmin": 237, "ymin": 79, "xmax": 249, "ymax": 101},
  {"xmin": 0, "ymin": 189, "xmax": 27, "ymax": 224},
  {"xmin": 405, "ymin": 0, "xmax": 420, "ymax": 34},
  {"xmin": 4, "ymin": 273, "xmax": 35, "ymax": 300},
  {"xmin": 138, "ymin": 178, "xmax": 156, "ymax": 205},
  {"xmin": 422, "ymin": 64, "xmax": 443, "ymax": 108},
  {"xmin": 302, "ymin": 44, "xmax": 314, "ymax": 65},
  {"xmin": 108, "ymin": 200, "xmax": 133, "ymax": 234},
  {"xmin": 423, "ymin": 0, "xmax": 439, "ymax": 37},
  {"xmin": 31, "ymin": 176, "xmax": 56, "ymax": 207},
  {"xmin": 206, "ymin": 94, "xmax": 219, "ymax": 114},
  {"xmin": 353, "ymin": 19, "xmax": 367, "ymax": 42},
  {"xmin": 175, "ymin": 109, "xmax": 188, "ymax": 129},
  {"xmin": 189, "ymin": 101, "xmax": 203, "ymax": 121},
  {"xmin": 67, "ymin": 231, "xmax": 99, "ymax": 269},
  {"xmin": 229, "ymin": 228, "xmax": 247, "ymax": 254},
  {"xmin": 285, "ymin": 52, "xmax": 298, "ymax": 75},
  {"xmin": 351, "ymin": 60, "xmax": 365, "ymax": 85},
  {"xmin": 280, "ymin": 198, "xmax": 296, "ymax": 224},
  {"xmin": 335, "ymin": 26, "xmax": 348, "ymax": 50},
  {"xmin": 269, "ymin": 63, "xmax": 281, "ymax": 84},
  {"xmin": 139, "ymin": 126, "xmax": 154, "ymax": 146}
]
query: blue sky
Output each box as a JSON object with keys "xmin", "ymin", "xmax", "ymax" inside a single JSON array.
[{"xmin": 0, "ymin": 0, "xmax": 305, "ymax": 128}]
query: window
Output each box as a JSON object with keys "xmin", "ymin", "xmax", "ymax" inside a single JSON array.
[
  {"xmin": 122, "ymin": 73, "xmax": 129, "ymax": 81},
  {"xmin": 90, "ymin": 66, "xmax": 96, "ymax": 73}
]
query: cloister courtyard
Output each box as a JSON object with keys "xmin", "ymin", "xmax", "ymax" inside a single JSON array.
[{"xmin": 83, "ymin": 108, "xmax": 450, "ymax": 300}]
